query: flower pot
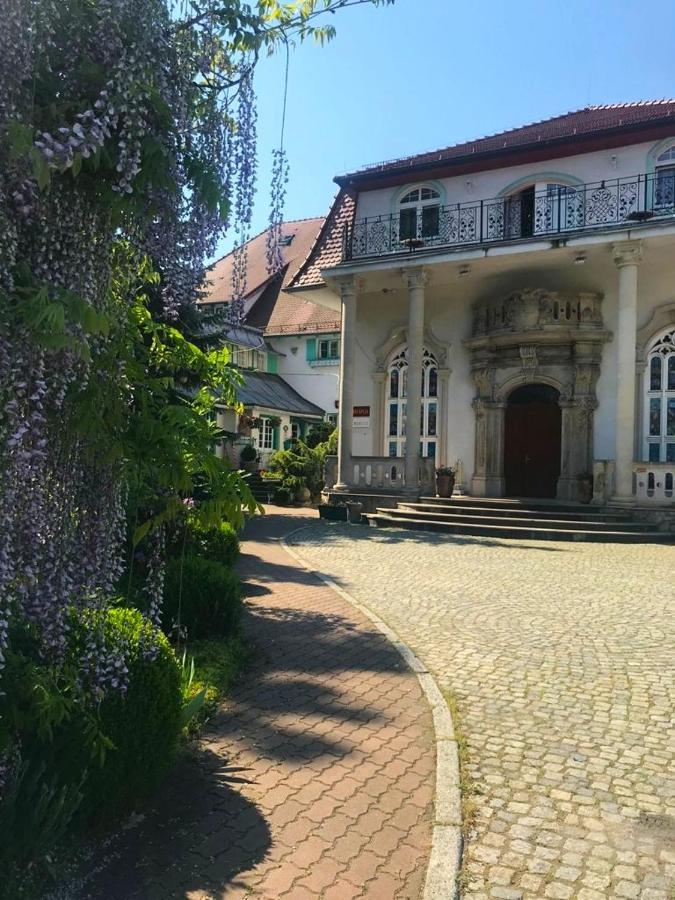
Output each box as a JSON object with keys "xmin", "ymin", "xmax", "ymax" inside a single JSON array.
[
  {"xmin": 578, "ymin": 476, "xmax": 593, "ymax": 504},
  {"xmin": 436, "ymin": 474, "xmax": 455, "ymax": 498},
  {"xmin": 346, "ymin": 502, "xmax": 363, "ymax": 524},
  {"xmin": 318, "ymin": 504, "xmax": 348, "ymax": 522}
]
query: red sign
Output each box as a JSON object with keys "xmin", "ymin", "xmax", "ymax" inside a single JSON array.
[{"xmin": 353, "ymin": 406, "xmax": 370, "ymax": 417}]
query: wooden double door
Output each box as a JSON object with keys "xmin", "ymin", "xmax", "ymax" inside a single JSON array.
[{"xmin": 504, "ymin": 384, "xmax": 562, "ymax": 498}]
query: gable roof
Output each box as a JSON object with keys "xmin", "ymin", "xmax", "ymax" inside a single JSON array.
[
  {"xmin": 287, "ymin": 189, "xmax": 357, "ymax": 290},
  {"xmin": 288, "ymin": 101, "xmax": 675, "ymax": 290},
  {"xmin": 338, "ymin": 101, "xmax": 675, "ymax": 184},
  {"xmin": 200, "ymin": 217, "xmax": 340, "ymax": 334}
]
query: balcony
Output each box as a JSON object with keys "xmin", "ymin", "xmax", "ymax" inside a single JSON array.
[{"xmin": 343, "ymin": 172, "xmax": 675, "ymax": 261}]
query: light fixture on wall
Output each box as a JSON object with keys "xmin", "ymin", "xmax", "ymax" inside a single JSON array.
[
  {"xmin": 291, "ymin": 346, "xmax": 298, "ymax": 355},
  {"xmin": 610, "ymin": 154, "xmax": 618, "ymax": 169},
  {"xmin": 573, "ymin": 253, "xmax": 586, "ymax": 265},
  {"xmin": 283, "ymin": 424, "xmax": 289, "ymax": 433},
  {"xmin": 458, "ymin": 264, "xmax": 471, "ymax": 277}
]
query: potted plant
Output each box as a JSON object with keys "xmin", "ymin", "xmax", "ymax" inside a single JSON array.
[
  {"xmin": 577, "ymin": 472, "xmax": 593, "ymax": 504},
  {"xmin": 346, "ymin": 501, "xmax": 363, "ymax": 524},
  {"xmin": 436, "ymin": 465, "xmax": 456, "ymax": 499},
  {"xmin": 239, "ymin": 442, "xmax": 258, "ymax": 473}
]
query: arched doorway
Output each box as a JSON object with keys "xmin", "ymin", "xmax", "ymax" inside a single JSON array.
[{"xmin": 504, "ymin": 384, "xmax": 562, "ymax": 498}]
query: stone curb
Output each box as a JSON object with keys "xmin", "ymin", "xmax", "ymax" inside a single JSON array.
[{"xmin": 281, "ymin": 528, "xmax": 463, "ymax": 900}]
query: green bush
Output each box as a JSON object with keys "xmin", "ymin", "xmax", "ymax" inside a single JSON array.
[
  {"xmin": 62, "ymin": 607, "xmax": 182, "ymax": 822},
  {"xmin": 268, "ymin": 440, "xmax": 323, "ymax": 497},
  {"xmin": 187, "ymin": 519, "xmax": 240, "ymax": 568},
  {"xmin": 305, "ymin": 421, "xmax": 334, "ymax": 448},
  {"xmin": 163, "ymin": 555, "xmax": 242, "ymax": 641},
  {"xmin": 239, "ymin": 442, "xmax": 257, "ymax": 463}
]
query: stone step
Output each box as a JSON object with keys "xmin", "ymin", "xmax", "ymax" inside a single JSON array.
[
  {"xmin": 398, "ymin": 502, "xmax": 646, "ymax": 527},
  {"xmin": 366, "ymin": 513, "xmax": 675, "ymax": 543},
  {"xmin": 418, "ymin": 495, "xmax": 632, "ymax": 517},
  {"xmin": 392, "ymin": 506, "xmax": 653, "ymax": 532}
]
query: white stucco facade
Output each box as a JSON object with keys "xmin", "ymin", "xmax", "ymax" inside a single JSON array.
[
  {"xmin": 306, "ymin": 129, "xmax": 675, "ymax": 505},
  {"xmin": 269, "ymin": 332, "xmax": 340, "ymax": 418}
]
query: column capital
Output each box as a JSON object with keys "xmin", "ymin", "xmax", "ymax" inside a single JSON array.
[
  {"xmin": 612, "ymin": 240, "xmax": 643, "ymax": 269},
  {"xmin": 335, "ymin": 275, "xmax": 361, "ymax": 302},
  {"xmin": 401, "ymin": 266, "xmax": 428, "ymax": 290}
]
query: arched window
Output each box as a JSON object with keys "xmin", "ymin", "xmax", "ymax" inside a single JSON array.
[
  {"xmin": 644, "ymin": 328, "xmax": 675, "ymax": 462},
  {"xmin": 654, "ymin": 146, "xmax": 675, "ymax": 211},
  {"xmin": 385, "ymin": 347, "xmax": 438, "ymax": 458},
  {"xmin": 398, "ymin": 186, "xmax": 441, "ymax": 244}
]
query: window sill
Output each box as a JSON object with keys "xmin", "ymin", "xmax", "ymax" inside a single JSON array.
[{"xmin": 309, "ymin": 358, "xmax": 340, "ymax": 367}]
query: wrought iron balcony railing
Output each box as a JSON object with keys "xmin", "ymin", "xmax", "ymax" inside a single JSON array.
[{"xmin": 343, "ymin": 171, "xmax": 675, "ymax": 261}]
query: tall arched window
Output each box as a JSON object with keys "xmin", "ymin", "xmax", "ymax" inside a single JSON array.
[
  {"xmin": 399, "ymin": 186, "xmax": 441, "ymax": 243},
  {"xmin": 644, "ymin": 328, "xmax": 675, "ymax": 462},
  {"xmin": 385, "ymin": 347, "xmax": 438, "ymax": 458},
  {"xmin": 654, "ymin": 146, "xmax": 675, "ymax": 211}
]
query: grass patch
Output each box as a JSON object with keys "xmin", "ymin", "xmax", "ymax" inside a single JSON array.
[{"xmin": 182, "ymin": 635, "xmax": 249, "ymax": 735}]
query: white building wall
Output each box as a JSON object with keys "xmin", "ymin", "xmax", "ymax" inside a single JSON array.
[
  {"xmin": 270, "ymin": 333, "xmax": 340, "ymax": 416},
  {"xmin": 354, "ymin": 139, "xmax": 663, "ymax": 222}
]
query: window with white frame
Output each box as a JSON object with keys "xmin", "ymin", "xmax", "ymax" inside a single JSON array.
[
  {"xmin": 385, "ymin": 347, "xmax": 438, "ymax": 458},
  {"xmin": 318, "ymin": 338, "xmax": 339, "ymax": 360},
  {"xmin": 654, "ymin": 146, "xmax": 675, "ymax": 210},
  {"xmin": 291, "ymin": 422, "xmax": 300, "ymax": 441},
  {"xmin": 258, "ymin": 417, "xmax": 275, "ymax": 450},
  {"xmin": 398, "ymin": 186, "xmax": 441, "ymax": 243},
  {"xmin": 644, "ymin": 328, "xmax": 675, "ymax": 463}
]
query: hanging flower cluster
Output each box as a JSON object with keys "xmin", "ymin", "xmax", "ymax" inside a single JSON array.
[{"xmin": 266, "ymin": 147, "xmax": 290, "ymax": 273}]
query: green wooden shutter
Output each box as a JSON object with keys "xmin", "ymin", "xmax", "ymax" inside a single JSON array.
[
  {"xmin": 267, "ymin": 354, "xmax": 278, "ymax": 374},
  {"xmin": 272, "ymin": 426, "xmax": 279, "ymax": 450},
  {"xmin": 306, "ymin": 338, "xmax": 317, "ymax": 362}
]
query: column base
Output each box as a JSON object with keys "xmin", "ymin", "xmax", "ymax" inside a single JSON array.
[
  {"xmin": 332, "ymin": 482, "xmax": 350, "ymax": 493},
  {"xmin": 609, "ymin": 494, "xmax": 637, "ymax": 507},
  {"xmin": 471, "ymin": 475, "xmax": 505, "ymax": 497}
]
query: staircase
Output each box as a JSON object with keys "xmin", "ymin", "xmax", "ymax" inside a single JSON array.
[
  {"xmin": 247, "ymin": 473, "xmax": 282, "ymax": 503},
  {"xmin": 366, "ymin": 496, "xmax": 675, "ymax": 543}
]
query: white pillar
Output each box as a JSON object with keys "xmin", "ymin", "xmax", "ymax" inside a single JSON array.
[
  {"xmin": 333, "ymin": 277, "xmax": 357, "ymax": 492},
  {"xmin": 611, "ymin": 241, "xmax": 642, "ymax": 504},
  {"xmin": 403, "ymin": 267, "xmax": 427, "ymax": 492}
]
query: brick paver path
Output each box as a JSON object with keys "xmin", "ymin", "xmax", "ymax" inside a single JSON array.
[
  {"xmin": 72, "ymin": 509, "xmax": 434, "ymax": 899},
  {"xmin": 290, "ymin": 524, "xmax": 675, "ymax": 900}
]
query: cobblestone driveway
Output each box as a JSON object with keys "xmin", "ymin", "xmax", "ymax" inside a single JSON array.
[{"xmin": 289, "ymin": 524, "xmax": 675, "ymax": 900}]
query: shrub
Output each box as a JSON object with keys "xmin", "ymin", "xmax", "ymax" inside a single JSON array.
[
  {"xmin": 163, "ymin": 555, "xmax": 242, "ymax": 641},
  {"xmin": 62, "ymin": 607, "xmax": 182, "ymax": 822},
  {"xmin": 239, "ymin": 443, "xmax": 257, "ymax": 463},
  {"xmin": 305, "ymin": 421, "xmax": 334, "ymax": 449},
  {"xmin": 274, "ymin": 486, "xmax": 292, "ymax": 505},
  {"xmin": 187, "ymin": 519, "xmax": 240, "ymax": 568},
  {"xmin": 268, "ymin": 440, "xmax": 323, "ymax": 497}
]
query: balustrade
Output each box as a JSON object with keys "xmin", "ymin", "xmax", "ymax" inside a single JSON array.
[{"xmin": 345, "ymin": 172, "xmax": 672, "ymax": 260}]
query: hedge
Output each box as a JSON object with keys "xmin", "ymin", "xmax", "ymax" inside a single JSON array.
[{"xmin": 163, "ymin": 554, "xmax": 242, "ymax": 641}]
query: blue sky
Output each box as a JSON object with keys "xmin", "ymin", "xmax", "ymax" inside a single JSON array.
[{"xmin": 212, "ymin": 0, "xmax": 675, "ymax": 261}]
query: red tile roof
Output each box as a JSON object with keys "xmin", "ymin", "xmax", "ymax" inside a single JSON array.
[
  {"xmin": 200, "ymin": 217, "xmax": 340, "ymax": 334},
  {"xmin": 340, "ymin": 101, "xmax": 675, "ymax": 181},
  {"xmin": 289, "ymin": 102, "xmax": 675, "ymax": 289},
  {"xmin": 287, "ymin": 189, "xmax": 356, "ymax": 290},
  {"xmin": 202, "ymin": 217, "xmax": 324, "ymax": 305}
]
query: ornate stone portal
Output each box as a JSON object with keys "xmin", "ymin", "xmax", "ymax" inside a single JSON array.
[{"xmin": 465, "ymin": 288, "xmax": 611, "ymax": 501}]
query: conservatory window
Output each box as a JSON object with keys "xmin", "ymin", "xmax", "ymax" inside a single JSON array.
[
  {"xmin": 384, "ymin": 346, "xmax": 439, "ymax": 457},
  {"xmin": 399, "ymin": 186, "xmax": 441, "ymax": 243},
  {"xmin": 259, "ymin": 417, "xmax": 275, "ymax": 450},
  {"xmin": 644, "ymin": 328, "xmax": 675, "ymax": 462}
]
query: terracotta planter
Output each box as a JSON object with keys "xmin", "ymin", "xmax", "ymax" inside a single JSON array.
[
  {"xmin": 578, "ymin": 476, "xmax": 593, "ymax": 504},
  {"xmin": 436, "ymin": 474, "xmax": 455, "ymax": 498}
]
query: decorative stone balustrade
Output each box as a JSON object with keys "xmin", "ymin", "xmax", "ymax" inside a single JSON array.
[
  {"xmin": 633, "ymin": 462, "xmax": 675, "ymax": 503},
  {"xmin": 323, "ymin": 454, "xmax": 435, "ymax": 493}
]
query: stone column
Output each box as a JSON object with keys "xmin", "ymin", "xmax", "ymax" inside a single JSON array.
[
  {"xmin": 611, "ymin": 241, "xmax": 642, "ymax": 504},
  {"xmin": 333, "ymin": 277, "xmax": 358, "ymax": 492},
  {"xmin": 372, "ymin": 371, "xmax": 388, "ymax": 456},
  {"xmin": 403, "ymin": 267, "xmax": 427, "ymax": 493}
]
